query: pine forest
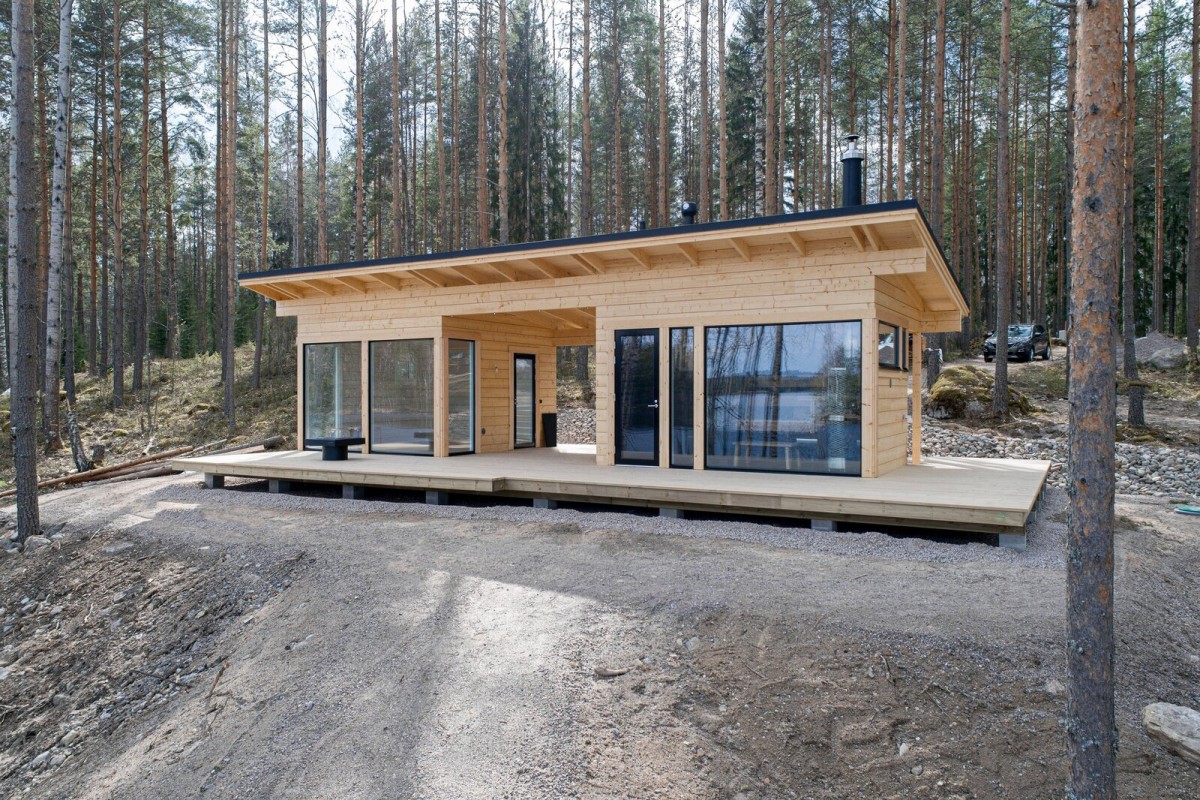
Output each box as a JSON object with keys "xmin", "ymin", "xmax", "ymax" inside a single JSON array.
[{"xmin": 2, "ymin": 0, "xmax": 1200, "ymax": 431}]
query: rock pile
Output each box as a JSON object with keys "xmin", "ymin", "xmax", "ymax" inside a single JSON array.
[
  {"xmin": 918, "ymin": 420, "xmax": 1200, "ymax": 499},
  {"xmin": 557, "ymin": 407, "xmax": 597, "ymax": 445}
]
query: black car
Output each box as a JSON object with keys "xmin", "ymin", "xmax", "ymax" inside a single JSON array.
[{"xmin": 984, "ymin": 324, "xmax": 1051, "ymax": 362}]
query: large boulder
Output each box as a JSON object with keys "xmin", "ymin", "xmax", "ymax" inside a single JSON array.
[
  {"xmin": 1133, "ymin": 332, "xmax": 1186, "ymax": 369},
  {"xmin": 1143, "ymin": 702, "xmax": 1200, "ymax": 766},
  {"xmin": 926, "ymin": 365, "xmax": 1033, "ymax": 420}
]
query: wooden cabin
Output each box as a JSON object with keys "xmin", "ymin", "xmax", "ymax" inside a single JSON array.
[{"xmin": 241, "ymin": 199, "xmax": 966, "ymax": 479}]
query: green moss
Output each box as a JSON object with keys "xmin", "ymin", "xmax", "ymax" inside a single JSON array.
[{"xmin": 927, "ymin": 365, "xmax": 1035, "ymax": 419}]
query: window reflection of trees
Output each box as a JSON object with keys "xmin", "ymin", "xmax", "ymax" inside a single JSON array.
[{"xmin": 705, "ymin": 323, "xmax": 862, "ymax": 475}]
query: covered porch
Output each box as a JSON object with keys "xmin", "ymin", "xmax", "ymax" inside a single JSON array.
[{"xmin": 174, "ymin": 445, "xmax": 1051, "ymax": 546}]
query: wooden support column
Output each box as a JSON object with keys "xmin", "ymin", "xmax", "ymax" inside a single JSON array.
[
  {"xmin": 693, "ymin": 326, "xmax": 705, "ymax": 470},
  {"xmin": 861, "ymin": 318, "xmax": 878, "ymax": 478},
  {"xmin": 296, "ymin": 344, "xmax": 305, "ymax": 450},
  {"xmin": 911, "ymin": 332, "xmax": 923, "ymax": 464},
  {"xmin": 596, "ymin": 322, "xmax": 615, "ymax": 466},
  {"xmin": 434, "ymin": 336, "xmax": 449, "ymax": 457}
]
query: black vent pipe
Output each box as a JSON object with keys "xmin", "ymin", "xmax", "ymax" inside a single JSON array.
[{"xmin": 841, "ymin": 134, "xmax": 863, "ymax": 208}]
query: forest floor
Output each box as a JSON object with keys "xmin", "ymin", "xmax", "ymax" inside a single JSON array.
[
  {"xmin": 1, "ymin": 343, "xmax": 1199, "ymax": 798},
  {"xmin": 0, "ymin": 345, "xmax": 298, "ymax": 491}
]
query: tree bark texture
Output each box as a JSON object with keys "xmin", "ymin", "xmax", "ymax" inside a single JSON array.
[
  {"xmin": 992, "ymin": 0, "xmax": 1011, "ymax": 419},
  {"xmin": 1191, "ymin": 0, "xmax": 1200, "ymax": 354},
  {"xmin": 1122, "ymin": 0, "xmax": 1144, "ymax": 426},
  {"xmin": 44, "ymin": 0, "xmax": 75, "ymax": 451},
  {"xmin": 1067, "ymin": 0, "xmax": 1121, "ymax": 796},
  {"xmin": 11, "ymin": 0, "xmax": 42, "ymax": 542}
]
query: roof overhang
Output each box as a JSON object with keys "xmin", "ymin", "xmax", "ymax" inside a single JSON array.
[{"xmin": 240, "ymin": 200, "xmax": 968, "ymax": 323}]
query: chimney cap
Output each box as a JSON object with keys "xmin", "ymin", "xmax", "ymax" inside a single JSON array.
[
  {"xmin": 681, "ymin": 201, "xmax": 698, "ymax": 224},
  {"xmin": 842, "ymin": 133, "xmax": 862, "ymax": 161}
]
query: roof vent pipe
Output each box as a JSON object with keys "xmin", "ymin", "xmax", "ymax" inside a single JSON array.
[
  {"xmin": 841, "ymin": 134, "xmax": 863, "ymax": 208},
  {"xmin": 681, "ymin": 201, "xmax": 698, "ymax": 225}
]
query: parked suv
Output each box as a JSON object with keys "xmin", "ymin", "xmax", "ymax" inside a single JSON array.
[{"xmin": 984, "ymin": 324, "xmax": 1050, "ymax": 362}]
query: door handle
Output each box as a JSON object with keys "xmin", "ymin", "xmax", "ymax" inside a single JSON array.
[{"xmin": 648, "ymin": 400, "xmax": 659, "ymax": 409}]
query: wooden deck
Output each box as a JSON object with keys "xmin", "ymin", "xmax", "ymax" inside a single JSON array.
[{"xmin": 174, "ymin": 446, "xmax": 1051, "ymax": 542}]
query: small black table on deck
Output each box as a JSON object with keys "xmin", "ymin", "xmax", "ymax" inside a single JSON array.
[{"xmin": 305, "ymin": 437, "xmax": 366, "ymax": 461}]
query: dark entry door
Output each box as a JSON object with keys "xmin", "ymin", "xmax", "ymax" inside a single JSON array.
[
  {"xmin": 513, "ymin": 354, "xmax": 536, "ymax": 448},
  {"xmin": 615, "ymin": 329, "xmax": 659, "ymax": 465}
]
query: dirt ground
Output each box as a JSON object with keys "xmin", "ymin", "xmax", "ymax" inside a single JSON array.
[{"xmin": 2, "ymin": 472, "xmax": 1199, "ymax": 799}]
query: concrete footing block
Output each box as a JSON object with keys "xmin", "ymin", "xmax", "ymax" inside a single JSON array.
[
  {"xmin": 532, "ymin": 498, "xmax": 558, "ymax": 510},
  {"xmin": 810, "ymin": 518, "xmax": 837, "ymax": 532},
  {"xmin": 425, "ymin": 490, "xmax": 449, "ymax": 506},
  {"xmin": 998, "ymin": 533, "xmax": 1026, "ymax": 552},
  {"xmin": 658, "ymin": 507, "xmax": 685, "ymax": 519},
  {"xmin": 343, "ymin": 484, "xmax": 366, "ymax": 500},
  {"xmin": 203, "ymin": 474, "xmax": 225, "ymax": 489},
  {"xmin": 268, "ymin": 479, "xmax": 291, "ymax": 494}
]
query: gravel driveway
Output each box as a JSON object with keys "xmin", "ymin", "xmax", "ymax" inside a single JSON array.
[{"xmin": 3, "ymin": 473, "xmax": 1198, "ymax": 799}]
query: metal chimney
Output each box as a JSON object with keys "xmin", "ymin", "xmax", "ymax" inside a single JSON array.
[
  {"xmin": 680, "ymin": 201, "xmax": 698, "ymax": 224},
  {"xmin": 841, "ymin": 134, "xmax": 863, "ymax": 208}
]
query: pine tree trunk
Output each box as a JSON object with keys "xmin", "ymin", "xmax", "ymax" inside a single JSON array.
[
  {"xmin": 1152, "ymin": 33, "xmax": 1165, "ymax": 333},
  {"xmin": 657, "ymin": 0, "xmax": 667, "ymax": 226},
  {"xmin": 88, "ymin": 69, "xmax": 99, "ymax": 375},
  {"xmin": 354, "ymin": 0, "xmax": 366, "ymax": 257},
  {"xmin": 1066, "ymin": 0, "xmax": 1121, "ymax": 793},
  {"xmin": 392, "ymin": 0, "xmax": 403, "ymax": 254},
  {"xmin": 498, "ymin": 0, "xmax": 510, "ymax": 244},
  {"xmin": 992, "ymin": 0, "xmax": 1011, "ymax": 419},
  {"xmin": 435, "ymin": 0, "xmax": 446, "ymax": 248},
  {"xmin": 581, "ymin": 0, "xmax": 592, "ymax": 234},
  {"xmin": 1122, "ymin": 0, "xmax": 1144, "ymax": 426},
  {"xmin": 295, "ymin": 0, "xmax": 305, "ymax": 268},
  {"xmin": 317, "ymin": 0, "xmax": 328, "ymax": 262},
  {"xmin": 11, "ymin": 0, "xmax": 41, "ymax": 542},
  {"xmin": 161, "ymin": 25, "xmax": 178, "ymax": 360},
  {"xmin": 764, "ymin": 0, "xmax": 777, "ymax": 215},
  {"xmin": 254, "ymin": 0, "xmax": 269, "ymax": 389},
  {"xmin": 112, "ymin": 0, "xmax": 126, "ymax": 407},
  {"xmin": 930, "ymin": 0, "xmax": 945, "ymax": 237},
  {"xmin": 699, "ymin": 0, "xmax": 710, "ymax": 220},
  {"xmin": 43, "ymin": 0, "xmax": 74, "ymax": 451},
  {"xmin": 1189, "ymin": 0, "xmax": 1200, "ymax": 354},
  {"xmin": 896, "ymin": 0, "xmax": 907, "ymax": 198},
  {"xmin": 717, "ymin": 0, "xmax": 727, "ymax": 219},
  {"xmin": 477, "ymin": 0, "xmax": 488, "ymax": 245},
  {"xmin": 133, "ymin": 1, "xmax": 151, "ymax": 394}
]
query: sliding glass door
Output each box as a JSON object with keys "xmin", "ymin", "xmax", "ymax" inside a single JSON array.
[{"xmin": 448, "ymin": 340, "xmax": 475, "ymax": 454}]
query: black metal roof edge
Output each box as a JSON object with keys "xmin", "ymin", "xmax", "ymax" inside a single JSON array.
[{"xmin": 241, "ymin": 199, "xmax": 926, "ymax": 281}]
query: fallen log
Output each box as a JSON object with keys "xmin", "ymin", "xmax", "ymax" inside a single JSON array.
[
  {"xmin": 92, "ymin": 465, "xmax": 180, "ymax": 486},
  {"xmin": 0, "ymin": 445, "xmax": 195, "ymax": 499},
  {"xmin": 196, "ymin": 435, "xmax": 285, "ymax": 458}
]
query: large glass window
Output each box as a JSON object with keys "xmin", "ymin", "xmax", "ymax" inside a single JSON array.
[
  {"xmin": 371, "ymin": 339, "xmax": 435, "ymax": 455},
  {"xmin": 670, "ymin": 328, "xmax": 694, "ymax": 468},
  {"xmin": 304, "ymin": 342, "xmax": 362, "ymax": 445},
  {"xmin": 705, "ymin": 322, "xmax": 862, "ymax": 475},
  {"xmin": 448, "ymin": 339, "xmax": 476, "ymax": 454}
]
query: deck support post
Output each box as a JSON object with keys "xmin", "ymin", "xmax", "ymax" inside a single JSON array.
[
  {"xmin": 269, "ymin": 479, "xmax": 291, "ymax": 494},
  {"xmin": 532, "ymin": 498, "xmax": 558, "ymax": 510},
  {"xmin": 997, "ymin": 533, "xmax": 1026, "ymax": 551},
  {"xmin": 659, "ymin": 507, "xmax": 685, "ymax": 519},
  {"xmin": 203, "ymin": 474, "xmax": 225, "ymax": 489},
  {"xmin": 810, "ymin": 519, "xmax": 838, "ymax": 532},
  {"xmin": 425, "ymin": 490, "xmax": 449, "ymax": 506},
  {"xmin": 343, "ymin": 484, "xmax": 366, "ymax": 500}
]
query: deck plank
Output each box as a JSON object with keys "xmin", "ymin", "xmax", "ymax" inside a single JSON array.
[{"xmin": 174, "ymin": 448, "xmax": 1050, "ymax": 536}]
